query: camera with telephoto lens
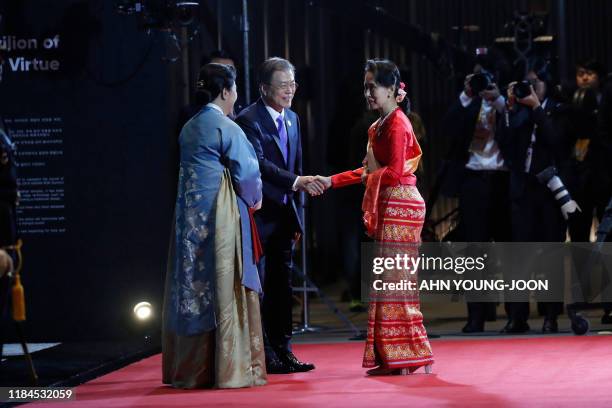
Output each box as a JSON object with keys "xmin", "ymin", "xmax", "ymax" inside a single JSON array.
[
  {"xmin": 513, "ymin": 80, "xmax": 533, "ymax": 99},
  {"xmin": 469, "ymin": 72, "xmax": 494, "ymax": 94}
]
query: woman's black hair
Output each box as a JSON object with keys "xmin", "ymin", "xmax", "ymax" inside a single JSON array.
[
  {"xmin": 196, "ymin": 63, "xmax": 236, "ymax": 105},
  {"xmin": 364, "ymin": 59, "xmax": 410, "ymax": 114}
]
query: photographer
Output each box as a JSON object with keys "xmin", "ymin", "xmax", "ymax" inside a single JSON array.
[
  {"xmin": 441, "ymin": 60, "xmax": 511, "ymax": 333},
  {"xmin": 499, "ymin": 60, "xmax": 576, "ymax": 333}
]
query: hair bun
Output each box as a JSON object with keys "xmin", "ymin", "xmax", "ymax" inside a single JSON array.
[{"xmin": 195, "ymin": 63, "xmax": 237, "ymax": 105}]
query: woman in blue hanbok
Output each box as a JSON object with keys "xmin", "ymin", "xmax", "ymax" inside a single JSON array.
[{"xmin": 162, "ymin": 63, "xmax": 266, "ymax": 388}]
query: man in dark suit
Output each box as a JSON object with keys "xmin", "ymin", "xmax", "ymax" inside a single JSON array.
[
  {"xmin": 235, "ymin": 57, "xmax": 320, "ymax": 374},
  {"xmin": 441, "ymin": 68, "xmax": 511, "ymax": 333},
  {"xmin": 498, "ymin": 63, "xmax": 576, "ymax": 333}
]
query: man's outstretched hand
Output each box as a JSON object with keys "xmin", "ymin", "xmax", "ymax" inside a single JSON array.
[{"xmin": 295, "ymin": 175, "xmax": 332, "ymax": 196}]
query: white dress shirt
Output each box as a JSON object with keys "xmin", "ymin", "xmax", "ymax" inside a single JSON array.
[{"xmin": 460, "ymin": 92, "xmax": 507, "ymax": 171}]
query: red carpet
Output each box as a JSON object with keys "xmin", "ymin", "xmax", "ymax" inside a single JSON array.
[{"xmin": 32, "ymin": 336, "xmax": 612, "ymax": 407}]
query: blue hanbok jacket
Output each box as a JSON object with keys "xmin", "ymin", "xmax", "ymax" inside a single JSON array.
[{"xmin": 165, "ymin": 105, "xmax": 262, "ymax": 336}]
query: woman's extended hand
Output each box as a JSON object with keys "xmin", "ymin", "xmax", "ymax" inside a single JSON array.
[
  {"xmin": 361, "ymin": 169, "xmax": 369, "ymax": 186},
  {"xmin": 311, "ymin": 176, "xmax": 332, "ymax": 194}
]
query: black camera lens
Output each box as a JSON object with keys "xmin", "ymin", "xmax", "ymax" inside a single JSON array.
[
  {"xmin": 469, "ymin": 73, "xmax": 491, "ymax": 94},
  {"xmin": 513, "ymin": 80, "xmax": 532, "ymax": 99}
]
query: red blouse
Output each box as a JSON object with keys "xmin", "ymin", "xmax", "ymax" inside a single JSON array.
[
  {"xmin": 330, "ymin": 108, "xmax": 422, "ymax": 237},
  {"xmin": 331, "ymin": 108, "xmax": 420, "ymax": 188}
]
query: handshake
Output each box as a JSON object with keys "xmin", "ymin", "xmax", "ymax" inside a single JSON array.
[{"xmin": 295, "ymin": 175, "xmax": 332, "ymax": 197}]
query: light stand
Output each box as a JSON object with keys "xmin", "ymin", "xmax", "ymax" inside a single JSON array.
[{"xmin": 292, "ymin": 192, "xmax": 363, "ymax": 339}]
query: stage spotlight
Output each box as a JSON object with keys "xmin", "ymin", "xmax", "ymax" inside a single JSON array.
[{"xmin": 133, "ymin": 301, "xmax": 153, "ymax": 321}]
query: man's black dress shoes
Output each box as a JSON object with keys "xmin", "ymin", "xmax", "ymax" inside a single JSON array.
[
  {"xmin": 542, "ymin": 318, "xmax": 559, "ymax": 333},
  {"xmin": 500, "ymin": 320, "xmax": 530, "ymax": 334},
  {"xmin": 266, "ymin": 356, "xmax": 295, "ymax": 374},
  {"xmin": 278, "ymin": 351, "xmax": 315, "ymax": 372},
  {"xmin": 462, "ymin": 321, "xmax": 485, "ymax": 333}
]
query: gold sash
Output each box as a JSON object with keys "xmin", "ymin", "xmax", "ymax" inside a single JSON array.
[{"xmin": 362, "ymin": 129, "xmax": 422, "ymax": 238}]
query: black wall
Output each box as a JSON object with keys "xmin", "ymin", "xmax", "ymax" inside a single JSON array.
[{"xmin": 1, "ymin": 1, "xmax": 177, "ymax": 340}]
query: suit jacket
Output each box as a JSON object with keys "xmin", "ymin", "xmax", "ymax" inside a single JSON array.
[
  {"xmin": 235, "ymin": 98, "xmax": 303, "ymax": 233},
  {"xmin": 498, "ymin": 99, "xmax": 572, "ymax": 200},
  {"xmin": 440, "ymin": 95, "xmax": 508, "ymax": 197}
]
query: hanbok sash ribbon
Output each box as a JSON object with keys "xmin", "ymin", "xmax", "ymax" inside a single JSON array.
[{"xmin": 248, "ymin": 207, "xmax": 263, "ymax": 264}]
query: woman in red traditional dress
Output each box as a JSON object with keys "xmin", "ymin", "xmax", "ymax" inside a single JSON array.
[{"xmin": 317, "ymin": 59, "xmax": 433, "ymax": 375}]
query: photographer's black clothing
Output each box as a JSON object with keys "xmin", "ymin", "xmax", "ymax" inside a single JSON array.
[
  {"xmin": 499, "ymin": 101, "xmax": 572, "ymax": 197},
  {"xmin": 441, "ymin": 94, "xmax": 508, "ymax": 197},
  {"xmin": 459, "ymin": 169, "xmax": 511, "ymax": 327},
  {"xmin": 442, "ymin": 94, "xmax": 511, "ymax": 330},
  {"xmin": 499, "ymin": 100, "xmax": 570, "ymax": 324}
]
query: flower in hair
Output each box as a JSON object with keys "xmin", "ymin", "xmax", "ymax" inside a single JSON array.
[{"xmin": 397, "ymin": 82, "xmax": 407, "ymax": 103}]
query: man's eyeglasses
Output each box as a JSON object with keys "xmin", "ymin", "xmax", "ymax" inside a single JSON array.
[{"xmin": 268, "ymin": 81, "xmax": 298, "ymax": 91}]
